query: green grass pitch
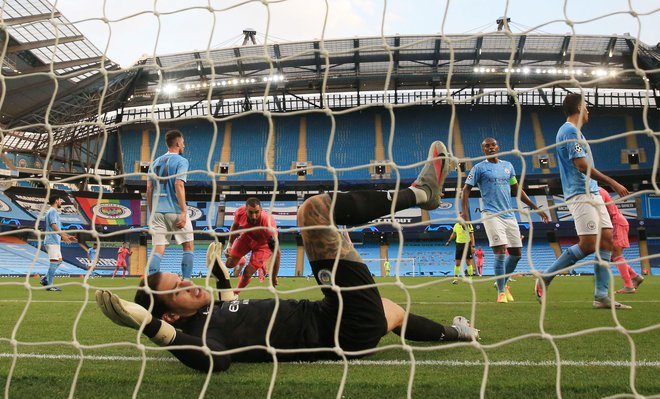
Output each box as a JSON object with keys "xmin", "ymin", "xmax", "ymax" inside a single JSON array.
[{"xmin": 1, "ymin": 275, "xmax": 658, "ymax": 398}]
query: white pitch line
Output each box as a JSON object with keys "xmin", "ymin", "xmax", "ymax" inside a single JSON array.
[
  {"xmin": 1, "ymin": 353, "xmax": 659, "ymax": 367},
  {"xmin": 0, "ymin": 353, "xmax": 177, "ymax": 363},
  {"xmin": 3, "ymin": 299, "xmax": 660, "ymax": 305}
]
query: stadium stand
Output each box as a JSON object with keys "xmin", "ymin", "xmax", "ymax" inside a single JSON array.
[
  {"xmin": 273, "ymin": 115, "xmax": 301, "ymax": 180},
  {"xmin": 119, "ymin": 106, "xmax": 656, "ymax": 183},
  {"xmin": 0, "ymin": 240, "xmax": 81, "ymax": 276}
]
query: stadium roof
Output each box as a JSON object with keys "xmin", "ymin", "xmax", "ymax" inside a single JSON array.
[
  {"xmin": 0, "ymin": 0, "xmax": 129, "ymax": 147},
  {"xmin": 131, "ymin": 33, "xmax": 659, "ymax": 103},
  {"xmin": 0, "ymin": 0, "xmax": 658, "ymax": 152}
]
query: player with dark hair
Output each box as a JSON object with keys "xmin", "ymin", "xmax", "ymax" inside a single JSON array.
[
  {"xmin": 40, "ymin": 195, "xmax": 77, "ymax": 291},
  {"xmin": 146, "ymin": 129, "xmax": 195, "ymax": 279},
  {"xmin": 113, "ymin": 242, "xmax": 132, "ymax": 279},
  {"xmin": 225, "ymin": 197, "xmax": 280, "ymax": 292},
  {"xmin": 96, "ymin": 141, "xmax": 479, "ymax": 372},
  {"xmin": 461, "ymin": 137, "xmax": 549, "ymax": 303},
  {"xmin": 535, "ymin": 93, "xmax": 631, "ymax": 309}
]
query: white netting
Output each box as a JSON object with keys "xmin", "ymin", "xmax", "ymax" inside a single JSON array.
[{"xmin": 1, "ymin": 0, "xmax": 659, "ymax": 398}]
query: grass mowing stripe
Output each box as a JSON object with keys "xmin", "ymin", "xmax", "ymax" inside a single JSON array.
[{"xmin": 2, "ymin": 353, "xmax": 660, "ymax": 367}]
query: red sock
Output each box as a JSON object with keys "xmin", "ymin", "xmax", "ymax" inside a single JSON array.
[
  {"xmin": 234, "ymin": 275, "xmax": 252, "ymax": 294},
  {"xmin": 627, "ymin": 264, "xmax": 638, "ymax": 278},
  {"xmin": 614, "ymin": 256, "xmax": 633, "ymax": 288},
  {"xmin": 112, "ymin": 268, "xmax": 118, "ymax": 278}
]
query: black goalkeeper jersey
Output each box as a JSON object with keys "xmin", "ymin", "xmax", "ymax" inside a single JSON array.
[
  {"xmin": 163, "ymin": 259, "xmax": 387, "ymax": 372},
  {"xmin": 188, "ymin": 298, "xmax": 333, "ymax": 361}
]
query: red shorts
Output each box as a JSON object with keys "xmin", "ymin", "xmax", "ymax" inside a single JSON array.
[
  {"xmin": 117, "ymin": 260, "xmax": 127, "ymax": 267},
  {"xmin": 231, "ymin": 236, "xmax": 272, "ymax": 271},
  {"xmin": 612, "ymin": 221, "xmax": 630, "ymax": 249}
]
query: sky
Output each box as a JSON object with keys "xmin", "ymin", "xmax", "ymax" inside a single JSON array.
[{"xmin": 49, "ymin": 0, "xmax": 660, "ymax": 67}]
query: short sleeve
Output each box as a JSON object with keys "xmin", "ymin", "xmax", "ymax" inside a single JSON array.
[
  {"xmin": 508, "ymin": 163, "xmax": 518, "ymax": 185},
  {"xmin": 176, "ymin": 158, "xmax": 189, "ymax": 182},
  {"xmin": 465, "ymin": 165, "xmax": 479, "ymax": 186},
  {"xmin": 565, "ymin": 128, "xmax": 587, "ymax": 160}
]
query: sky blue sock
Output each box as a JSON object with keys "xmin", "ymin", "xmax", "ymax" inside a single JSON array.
[
  {"xmin": 494, "ymin": 254, "xmax": 506, "ymax": 293},
  {"xmin": 47, "ymin": 262, "xmax": 59, "ymax": 285},
  {"xmin": 543, "ymin": 244, "xmax": 585, "ymax": 285},
  {"xmin": 148, "ymin": 252, "xmax": 163, "ymax": 275},
  {"xmin": 504, "ymin": 255, "xmax": 521, "ymax": 285},
  {"xmin": 594, "ymin": 250, "xmax": 612, "ymax": 298},
  {"xmin": 181, "ymin": 251, "xmax": 194, "ymax": 279}
]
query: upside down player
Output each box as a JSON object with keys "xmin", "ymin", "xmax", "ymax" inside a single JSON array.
[
  {"xmin": 226, "ymin": 197, "xmax": 280, "ymax": 291},
  {"xmin": 95, "ymin": 141, "xmax": 480, "ymax": 372}
]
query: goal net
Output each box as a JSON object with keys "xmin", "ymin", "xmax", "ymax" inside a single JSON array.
[{"xmin": 1, "ymin": 0, "xmax": 659, "ymax": 398}]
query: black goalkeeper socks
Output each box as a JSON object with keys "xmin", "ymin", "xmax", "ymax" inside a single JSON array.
[
  {"xmin": 392, "ymin": 313, "xmax": 459, "ymax": 342},
  {"xmin": 332, "ymin": 189, "xmax": 417, "ymax": 226}
]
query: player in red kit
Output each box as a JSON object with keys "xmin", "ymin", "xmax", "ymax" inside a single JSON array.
[
  {"xmin": 474, "ymin": 246, "xmax": 484, "ymax": 276},
  {"xmin": 225, "ymin": 197, "xmax": 280, "ymax": 293},
  {"xmin": 113, "ymin": 242, "xmax": 132, "ymax": 279},
  {"xmin": 598, "ymin": 187, "xmax": 644, "ymax": 293}
]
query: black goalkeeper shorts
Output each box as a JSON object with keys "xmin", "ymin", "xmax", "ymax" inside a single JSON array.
[{"xmin": 310, "ymin": 259, "xmax": 388, "ymax": 353}]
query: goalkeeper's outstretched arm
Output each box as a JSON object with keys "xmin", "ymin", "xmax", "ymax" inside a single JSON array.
[{"xmin": 96, "ymin": 289, "xmax": 231, "ymax": 372}]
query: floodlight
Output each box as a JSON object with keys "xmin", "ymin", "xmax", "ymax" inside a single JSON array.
[{"xmin": 163, "ymin": 84, "xmax": 178, "ymax": 95}]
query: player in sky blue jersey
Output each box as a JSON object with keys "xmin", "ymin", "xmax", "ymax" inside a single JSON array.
[
  {"xmin": 87, "ymin": 243, "xmax": 98, "ymax": 266},
  {"xmin": 462, "ymin": 137, "xmax": 549, "ymax": 303},
  {"xmin": 535, "ymin": 93, "xmax": 631, "ymax": 309},
  {"xmin": 146, "ymin": 130, "xmax": 195, "ymax": 278},
  {"xmin": 41, "ymin": 195, "xmax": 77, "ymax": 291}
]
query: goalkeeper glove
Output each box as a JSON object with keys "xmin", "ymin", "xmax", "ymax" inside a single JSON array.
[
  {"xmin": 95, "ymin": 289, "xmax": 176, "ymax": 346},
  {"xmin": 206, "ymin": 242, "xmax": 238, "ymax": 301}
]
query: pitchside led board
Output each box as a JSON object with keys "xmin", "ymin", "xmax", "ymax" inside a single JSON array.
[
  {"xmin": 74, "ymin": 192, "xmax": 142, "ymax": 226},
  {"xmin": 185, "ymin": 201, "xmax": 221, "ymax": 229},
  {"xmin": 643, "ymin": 193, "xmax": 660, "ymax": 219},
  {"xmin": 0, "ymin": 190, "xmax": 37, "ymax": 226},
  {"xmin": 554, "ymin": 192, "xmax": 638, "ymax": 221},
  {"xmin": 4, "ymin": 187, "xmax": 87, "ymax": 227},
  {"xmin": 427, "ymin": 196, "xmax": 550, "ymax": 224}
]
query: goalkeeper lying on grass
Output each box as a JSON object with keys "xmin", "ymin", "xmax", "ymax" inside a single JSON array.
[{"xmin": 96, "ymin": 141, "xmax": 480, "ymax": 372}]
